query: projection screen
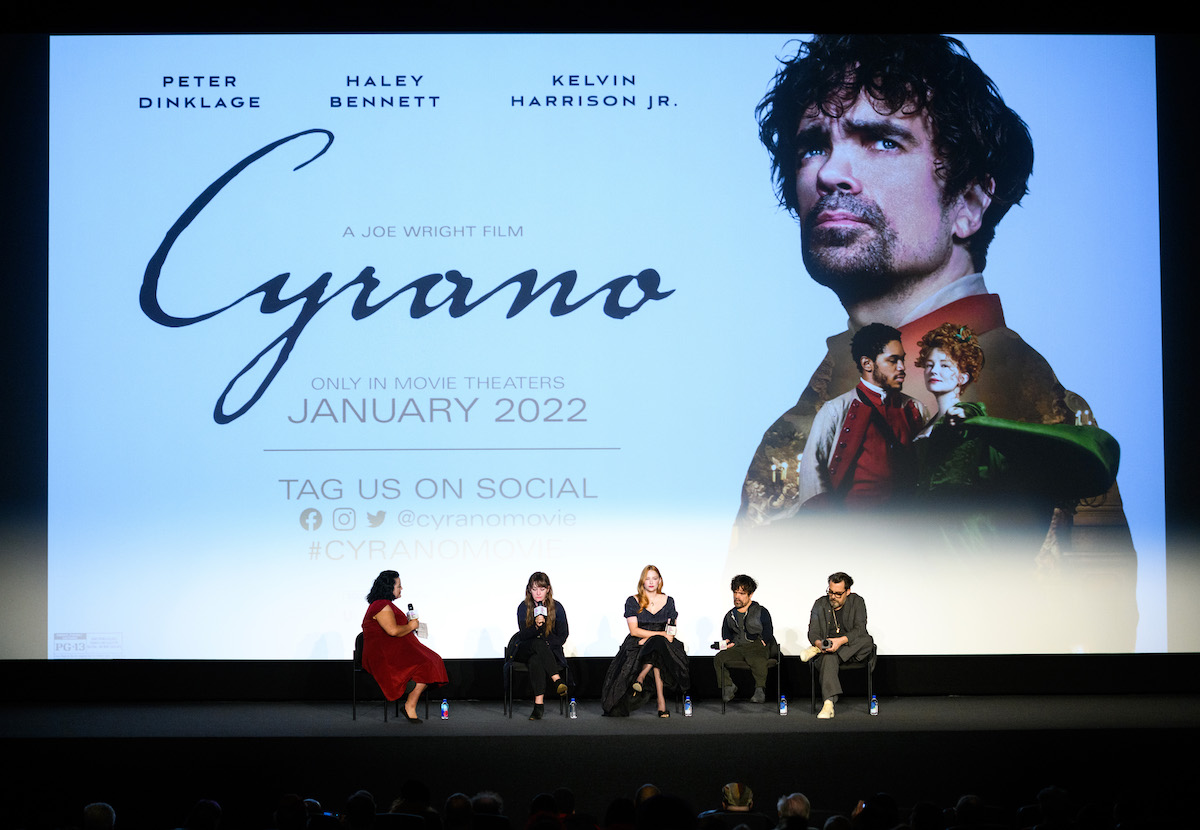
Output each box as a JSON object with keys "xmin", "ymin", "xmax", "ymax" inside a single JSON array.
[{"xmin": 44, "ymin": 33, "xmax": 1164, "ymax": 659}]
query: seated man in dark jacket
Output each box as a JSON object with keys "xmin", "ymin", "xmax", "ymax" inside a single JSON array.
[
  {"xmin": 714, "ymin": 574, "xmax": 776, "ymax": 704},
  {"xmin": 800, "ymin": 571, "xmax": 875, "ymax": 719}
]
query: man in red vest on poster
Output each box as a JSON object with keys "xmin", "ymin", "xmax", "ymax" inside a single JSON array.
[{"xmin": 797, "ymin": 323, "xmax": 927, "ymax": 509}]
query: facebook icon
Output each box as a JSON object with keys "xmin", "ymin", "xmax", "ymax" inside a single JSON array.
[{"xmin": 299, "ymin": 509, "xmax": 323, "ymax": 531}]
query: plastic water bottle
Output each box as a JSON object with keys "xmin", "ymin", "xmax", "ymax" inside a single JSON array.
[
  {"xmin": 870, "ymin": 695, "xmax": 878, "ymax": 716},
  {"xmin": 568, "ymin": 698, "xmax": 577, "ymax": 719},
  {"xmin": 440, "ymin": 699, "xmax": 449, "ymax": 719},
  {"xmin": 683, "ymin": 695, "xmax": 692, "ymax": 716},
  {"xmin": 779, "ymin": 695, "xmax": 788, "ymax": 716}
]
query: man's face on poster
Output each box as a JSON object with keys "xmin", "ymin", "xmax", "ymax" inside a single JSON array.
[
  {"xmin": 794, "ymin": 93, "xmax": 961, "ymax": 301},
  {"xmin": 863, "ymin": 339, "xmax": 907, "ymax": 392}
]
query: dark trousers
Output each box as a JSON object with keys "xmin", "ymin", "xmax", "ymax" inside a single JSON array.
[
  {"xmin": 813, "ymin": 644, "xmax": 875, "ymax": 703},
  {"xmin": 714, "ymin": 641, "xmax": 770, "ymax": 688},
  {"xmin": 514, "ymin": 637, "xmax": 561, "ymax": 696}
]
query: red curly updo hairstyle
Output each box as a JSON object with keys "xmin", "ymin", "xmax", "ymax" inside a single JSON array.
[{"xmin": 916, "ymin": 323, "xmax": 985, "ymax": 390}]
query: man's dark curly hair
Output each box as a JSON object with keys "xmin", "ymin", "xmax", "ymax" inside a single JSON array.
[
  {"xmin": 756, "ymin": 34, "xmax": 1034, "ymax": 271},
  {"xmin": 730, "ymin": 574, "xmax": 758, "ymax": 594},
  {"xmin": 850, "ymin": 322, "xmax": 903, "ymax": 368},
  {"xmin": 828, "ymin": 572, "xmax": 854, "ymax": 589}
]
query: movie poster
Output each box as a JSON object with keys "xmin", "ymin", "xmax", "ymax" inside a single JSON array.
[{"xmin": 47, "ymin": 34, "xmax": 1162, "ymax": 659}]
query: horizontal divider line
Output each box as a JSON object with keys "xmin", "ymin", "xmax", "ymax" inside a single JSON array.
[{"xmin": 264, "ymin": 447, "xmax": 621, "ymax": 452}]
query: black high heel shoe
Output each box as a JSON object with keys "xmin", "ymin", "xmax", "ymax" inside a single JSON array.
[{"xmin": 529, "ymin": 702, "xmax": 545, "ymax": 720}]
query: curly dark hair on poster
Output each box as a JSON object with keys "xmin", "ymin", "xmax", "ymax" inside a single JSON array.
[
  {"xmin": 850, "ymin": 322, "xmax": 903, "ymax": 368},
  {"xmin": 756, "ymin": 34, "xmax": 1034, "ymax": 270}
]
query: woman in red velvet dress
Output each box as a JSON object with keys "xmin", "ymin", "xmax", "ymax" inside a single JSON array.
[{"xmin": 362, "ymin": 569, "xmax": 448, "ymax": 722}]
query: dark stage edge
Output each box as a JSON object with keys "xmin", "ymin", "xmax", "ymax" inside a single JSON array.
[{"xmin": 6, "ymin": 694, "xmax": 1200, "ymax": 830}]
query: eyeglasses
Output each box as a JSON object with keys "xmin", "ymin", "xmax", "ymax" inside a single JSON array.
[{"xmin": 827, "ymin": 588, "xmax": 848, "ymax": 599}]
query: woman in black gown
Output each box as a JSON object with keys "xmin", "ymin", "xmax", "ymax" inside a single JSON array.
[{"xmin": 600, "ymin": 565, "xmax": 690, "ymax": 717}]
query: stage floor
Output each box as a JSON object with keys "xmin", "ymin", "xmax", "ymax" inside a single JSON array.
[
  {"xmin": 5, "ymin": 692, "xmax": 1200, "ymax": 737},
  {"xmin": 6, "ymin": 694, "xmax": 1199, "ymax": 830}
]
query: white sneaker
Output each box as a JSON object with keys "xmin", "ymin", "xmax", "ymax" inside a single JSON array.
[
  {"xmin": 799, "ymin": 645, "xmax": 821, "ymax": 663},
  {"xmin": 817, "ymin": 699, "xmax": 835, "ymax": 719}
]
